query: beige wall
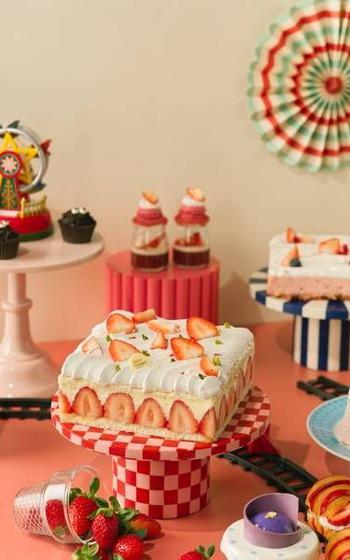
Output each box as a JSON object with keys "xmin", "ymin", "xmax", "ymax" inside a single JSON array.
[{"xmin": 1, "ymin": 0, "xmax": 349, "ymax": 341}]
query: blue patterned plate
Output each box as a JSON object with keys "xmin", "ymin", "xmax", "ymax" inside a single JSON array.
[{"xmin": 307, "ymin": 396, "xmax": 350, "ymax": 462}]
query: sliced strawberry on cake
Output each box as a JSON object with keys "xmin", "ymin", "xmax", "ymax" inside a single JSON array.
[
  {"xmin": 136, "ymin": 398, "xmax": 166, "ymax": 428},
  {"xmin": 171, "ymin": 337, "xmax": 204, "ymax": 360},
  {"xmin": 151, "ymin": 330, "xmax": 168, "ymax": 350},
  {"xmin": 168, "ymin": 401, "xmax": 198, "ymax": 434},
  {"xmin": 104, "ymin": 393, "xmax": 135, "ymax": 423},
  {"xmin": 134, "ymin": 308, "xmax": 156, "ymax": 324},
  {"xmin": 148, "ymin": 320, "xmax": 180, "ymax": 335},
  {"xmin": 319, "ymin": 238, "xmax": 341, "ymax": 255},
  {"xmin": 199, "ymin": 408, "xmax": 217, "ymax": 440},
  {"xmin": 106, "ymin": 312, "xmax": 135, "ymax": 334},
  {"xmin": 187, "ymin": 317, "xmax": 218, "ymax": 340},
  {"xmin": 109, "ymin": 340, "xmax": 139, "ymax": 362},
  {"xmin": 200, "ymin": 355, "xmax": 219, "ymax": 377},
  {"xmin": 81, "ymin": 336, "xmax": 102, "ymax": 355},
  {"xmin": 281, "ymin": 245, "xmax": 302, "ymax": 267},
  {"xmin": 286, "ymin": 227, "xmax": 301, "ymax": 243},
  {"xmin": 73, "ymin": 387, "xmax": 102, "ymax": 418}
]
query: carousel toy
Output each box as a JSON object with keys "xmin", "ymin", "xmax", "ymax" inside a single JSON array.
[{"xmin": 0, "ymin": 121, "xmax": 53, "ymax": 240}]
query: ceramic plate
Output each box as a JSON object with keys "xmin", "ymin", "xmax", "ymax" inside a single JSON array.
[{"xmin": 307, "ymin": 396, "xmax": 350, "ymax": 462}]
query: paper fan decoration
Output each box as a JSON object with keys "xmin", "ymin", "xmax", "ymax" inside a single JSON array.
[{"xmin": 248, "ymin": 0, "xmax": 350, "ymax": 172}]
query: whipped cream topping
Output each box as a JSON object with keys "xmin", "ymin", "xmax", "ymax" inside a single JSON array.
[
  {"xmin": 181, "ymin": 195, "xmax": 205, "ymax": 208},
  {"xmin": 269, "ymin": 234, "xmax": 350, "ymax": 279},
  {"xmin": 138, "ymin": 197, "xmax": 160, "ymax": 210},
  {"xmin": 60, "ymin": 311, "xmax": 254, "ymax": 399}
]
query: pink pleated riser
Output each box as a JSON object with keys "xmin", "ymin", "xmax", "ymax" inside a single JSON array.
[
  {"xmin": 105, "ymin": 255, "xmax": 219, "ymax": 322},
  {"xmin": 112, "ymin": 456, "xmax": 209, "ymax": 519}
]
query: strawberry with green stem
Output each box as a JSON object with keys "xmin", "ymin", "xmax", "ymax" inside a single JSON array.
[
  {"xmin": 72, "ymin": 542, "xmax": 110, "ymax": 560},
  {"xmin": 45, "ymin": 499, "xmax": 67, "ymax": 538},
  {"xmin": 69, "ymin": 477, "xmax": 108, "ymax": 538},
  {"xmin": 89, "ymin": 496, "xmax": 120, "ymax": 551},
  {"xmin": 180, "ymin": 545, "xmax": 216, "ymax": 560}
]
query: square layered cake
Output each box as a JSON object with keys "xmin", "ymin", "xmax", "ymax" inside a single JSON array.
[
  {"xmin": 267, "ymin": 228, "xmax": 350, "ymax": 301},
  {"xmin": 58, "ymin": 309, "xmax": 254, "ymax": 442}
]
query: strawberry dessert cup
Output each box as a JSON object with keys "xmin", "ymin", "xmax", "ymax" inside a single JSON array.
[
  {"xmin": 173, "ymin": 188, "xmax": 210, "ymax": 269},
  {"xmin": 131, "ymin": 192, "xmax": 169, "ymax": 272},
  {"xmin": 13, "ymin": 465, "xmax": 107, "ymax": 544}
]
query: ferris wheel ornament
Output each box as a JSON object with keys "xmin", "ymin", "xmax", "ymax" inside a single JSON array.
[
  {"xmin": 0, "ymin": 121, "xmax": 53, "ymax": 240},
  {"xmin": 247, "ymin": 0, "xmax": 350, "ymax": 172}
]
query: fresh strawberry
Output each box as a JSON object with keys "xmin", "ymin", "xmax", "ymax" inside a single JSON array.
[
  {"xmin": 168, "ymin": 401, "xmax": 198, "ymax": 434},
  {"xmin": 171, "ymin": 337, "xmax": 204, "ymax": 360},
  {"xmin": 45, "ymin": 499, "xmax": 67, "ymax": 537},
  {"xmin": 58, "ymin": 391, "xmax": 72, "ymax": 413},
  {"xmin": 72, "ymin": 543, "xmax": 110, "ymax": 560},
  {"xmin": 113, "ymin": 534, "xmax": 145, "ymax": 560},
  {"xmin": 198, "ymin": 408, "xmax": 217, "ymax": 440},
  {"xmin": 147, "ymin": 234, "xmax": 164, "ymax": 248},
  {"xmin": 106, "ymin": 313, "xmax": 135, "ymax": 335},
  {"xmin": 189, "ymin": 232, "xmax": 203, "ymax": 246},
  {"xmin": 69, "ymin": 477, "xmax": 103, "ymax": 538},
  {"xmin": 136, "ymin": 398, "xmax": 166, "ymax": 428},
  {"xmin": 199, "ymin": 356, "xmax": 218, "ymax": 377},
  {"xmin": 142, "ymin": 191, "xmax": 158, "ymax": 205},
  {"xmin": 134, "ymin": 308, "xmax": 156, "ymax": 324},
  {"xmin": 319, "ymin": 238, "xmax": 341, "ymax": 255},
  {"xmin": 187, "ymin": 317, "xmax": 218, "ymax": 340},
  {"xmin": 104, "ymin": 393, "xmax": 135, "ymax": 423},
  {"xmin": 148, "ymin": 320, "xmax": 180, "ymax": 335},
  {"xmin": 180, "ymin": 545, "xmax": 215, "ymax": 560},
  {"xmin": 187, "ymin": 187, "xmax": 205, "ymax": 202},
  {"xmin": 151, "ymin": 330, "xmax": 168, "ymax": 350},
  {"xmin": 340, "ymin": 243, "xmax": 349, "ymax": 255},
  {"xmin": 82, "ymin": 336, "xmax": 102, "ymax": 355},
  {"xmin": 109, "ymin": 340, "xmax": 139, "ymax": 362},
  {"xmin": 128, "ymin": 513, "xmax": 161, "ymax": 539},
  {"xmin": 281, "ymin": 245, "xmax": 301, "ymax": 267},
  {"xmin": 90, "ymin": 497, "xmax": 119, "ymax": 551},
  {"xmin": 73, "ymin": 387, "xmax": 103, "ymax": 418},
  {"xmin": 286, "ymin": 227, "xmax": 300, "ymax": 243}
]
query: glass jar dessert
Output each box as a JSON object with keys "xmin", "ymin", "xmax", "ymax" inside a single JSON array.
[
  {"xmin": 173, "ymin": 187, "xmax": 210, "ymax": 269},
  {"xmin": 131, "ymin": 191, "xmax": 169, "ymax": 272}
]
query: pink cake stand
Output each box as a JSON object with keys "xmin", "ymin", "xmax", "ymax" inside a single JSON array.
[
  {"xmin": 0, "ymin": 228, "xmax": 104, "ymax": 398},
  {"xmin": 52, "ymin": 386, "xmax": 270, "ymax": 519},
  {"xmin": 105, "ymin": 250, "xmax": 220, "ymax": 323}
]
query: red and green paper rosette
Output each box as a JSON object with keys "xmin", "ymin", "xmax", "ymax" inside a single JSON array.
[{"xmin": 247, "ymin": 0, "xmax": 350, "ymax": 172}]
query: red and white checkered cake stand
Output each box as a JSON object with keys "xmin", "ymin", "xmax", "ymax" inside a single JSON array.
[{"xmin": 52, "ymin": 387, "xmax": 270, "ymax": 519}]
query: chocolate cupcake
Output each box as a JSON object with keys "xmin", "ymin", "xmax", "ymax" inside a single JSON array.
[
  {"xmin": 58, "ymin": 208, "xmax": 96, "ymax": 244},
  {"xmin": 0, "ymin": 221, "xmax": 20, "ymax": 259}
]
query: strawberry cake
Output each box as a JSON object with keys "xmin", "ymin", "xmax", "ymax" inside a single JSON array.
[
  {"xmin": 267, "ymin": 228, "xmax": 350, "ymax": 300},
  {"xmin": 58, "ymin": 309, "xmax": 254, "ymax": 442}
]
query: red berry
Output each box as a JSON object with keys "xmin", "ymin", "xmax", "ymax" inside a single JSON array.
[
  {"xmin": 91, "ymin": 512, "xmax": 119, "ymax": 551},
  {"xmin": 180, "ymin": 553, "xmax": 204, "ymax": 560},
  {"xmin": 128, "ymin": 513, "xmax": 161, "ymax": 539},
  {"xmin": 45, "ymin": 499, "xmax": 67, "ymax": 537},
  {"xmin": 69, "ymin": 496, "xmax": 97, "ymax": 537},
  {"xmin": 113, "ymin": 534, "xmax": 144, "ymax": 560}
]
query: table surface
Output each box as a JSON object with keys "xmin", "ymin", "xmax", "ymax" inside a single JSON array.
[
  {"xmin": 0, "ymin": 227, "xmax": 104, "ymax": 273},
  {"xmin": 4, "ymin": 321, "xmax": 348, "ymax": 560}
]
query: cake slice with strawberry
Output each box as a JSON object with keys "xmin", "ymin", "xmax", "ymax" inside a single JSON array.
[
  {"xmin": 267, "ymin": 229, "xmax": 350, "ymax": 300},
  {"xmin": 58, "ymin": 310, "xmax": 254, "ymax": 442}
]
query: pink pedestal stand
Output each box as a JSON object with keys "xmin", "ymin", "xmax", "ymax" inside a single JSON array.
[
  {"xmin": 105, "ymin": 250, "xmax": 220, "ymax": 322},
  {"xmin": 52, "ymin": 387, "xmax": 270, "ymax": 519},
  {"xmin": 0, "ymin": 229, "xmax": 104, "ymax": 398}
]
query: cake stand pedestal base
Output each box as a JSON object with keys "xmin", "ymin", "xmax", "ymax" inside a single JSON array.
[
  {"xmin": 250, "ymin": 268, "xmax": 350, "ymax": 372},
  {"xmin": 52, "ymin": 387, "xmax": 270, "ymax": 519},
  {"xmin": 293, "ymin": 316, "xmax": 350, "ymax": 371},
  {"xmin": 0, "ymin": 273, "xmax": 57, "ymax": 398},
  {"xmin": 112, "ymin": 456, "xmax": 209, "ymax": 519}
]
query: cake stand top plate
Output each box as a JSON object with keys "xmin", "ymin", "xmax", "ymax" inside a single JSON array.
[
  {"xmin": 0, "ymin": 228, "xmax": 104, "ymax": 274},
  {"xmin": 250, "ymin": 268, "xmax": 350, "ymax": 320},
  {"xmin": 52, "ymin": 387, "xmax": 270, "ymax": 462}
]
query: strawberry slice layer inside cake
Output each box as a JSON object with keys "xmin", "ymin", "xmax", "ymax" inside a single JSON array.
[
  {"xmin": 58, "ymin": 309, "xmax": 254, "ymax": 442},
  {"xmin": 267, "ymin": 227, "xmax": 350, "ymax": 300}
]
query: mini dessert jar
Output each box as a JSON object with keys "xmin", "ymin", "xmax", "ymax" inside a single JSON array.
[
  {"xmin": 173, "ymin": 188, "xmax": 210, "ymax": 269},
  {"xmin": 131, "ymin": 191, "xmax": 169, "ymax": 272}
]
